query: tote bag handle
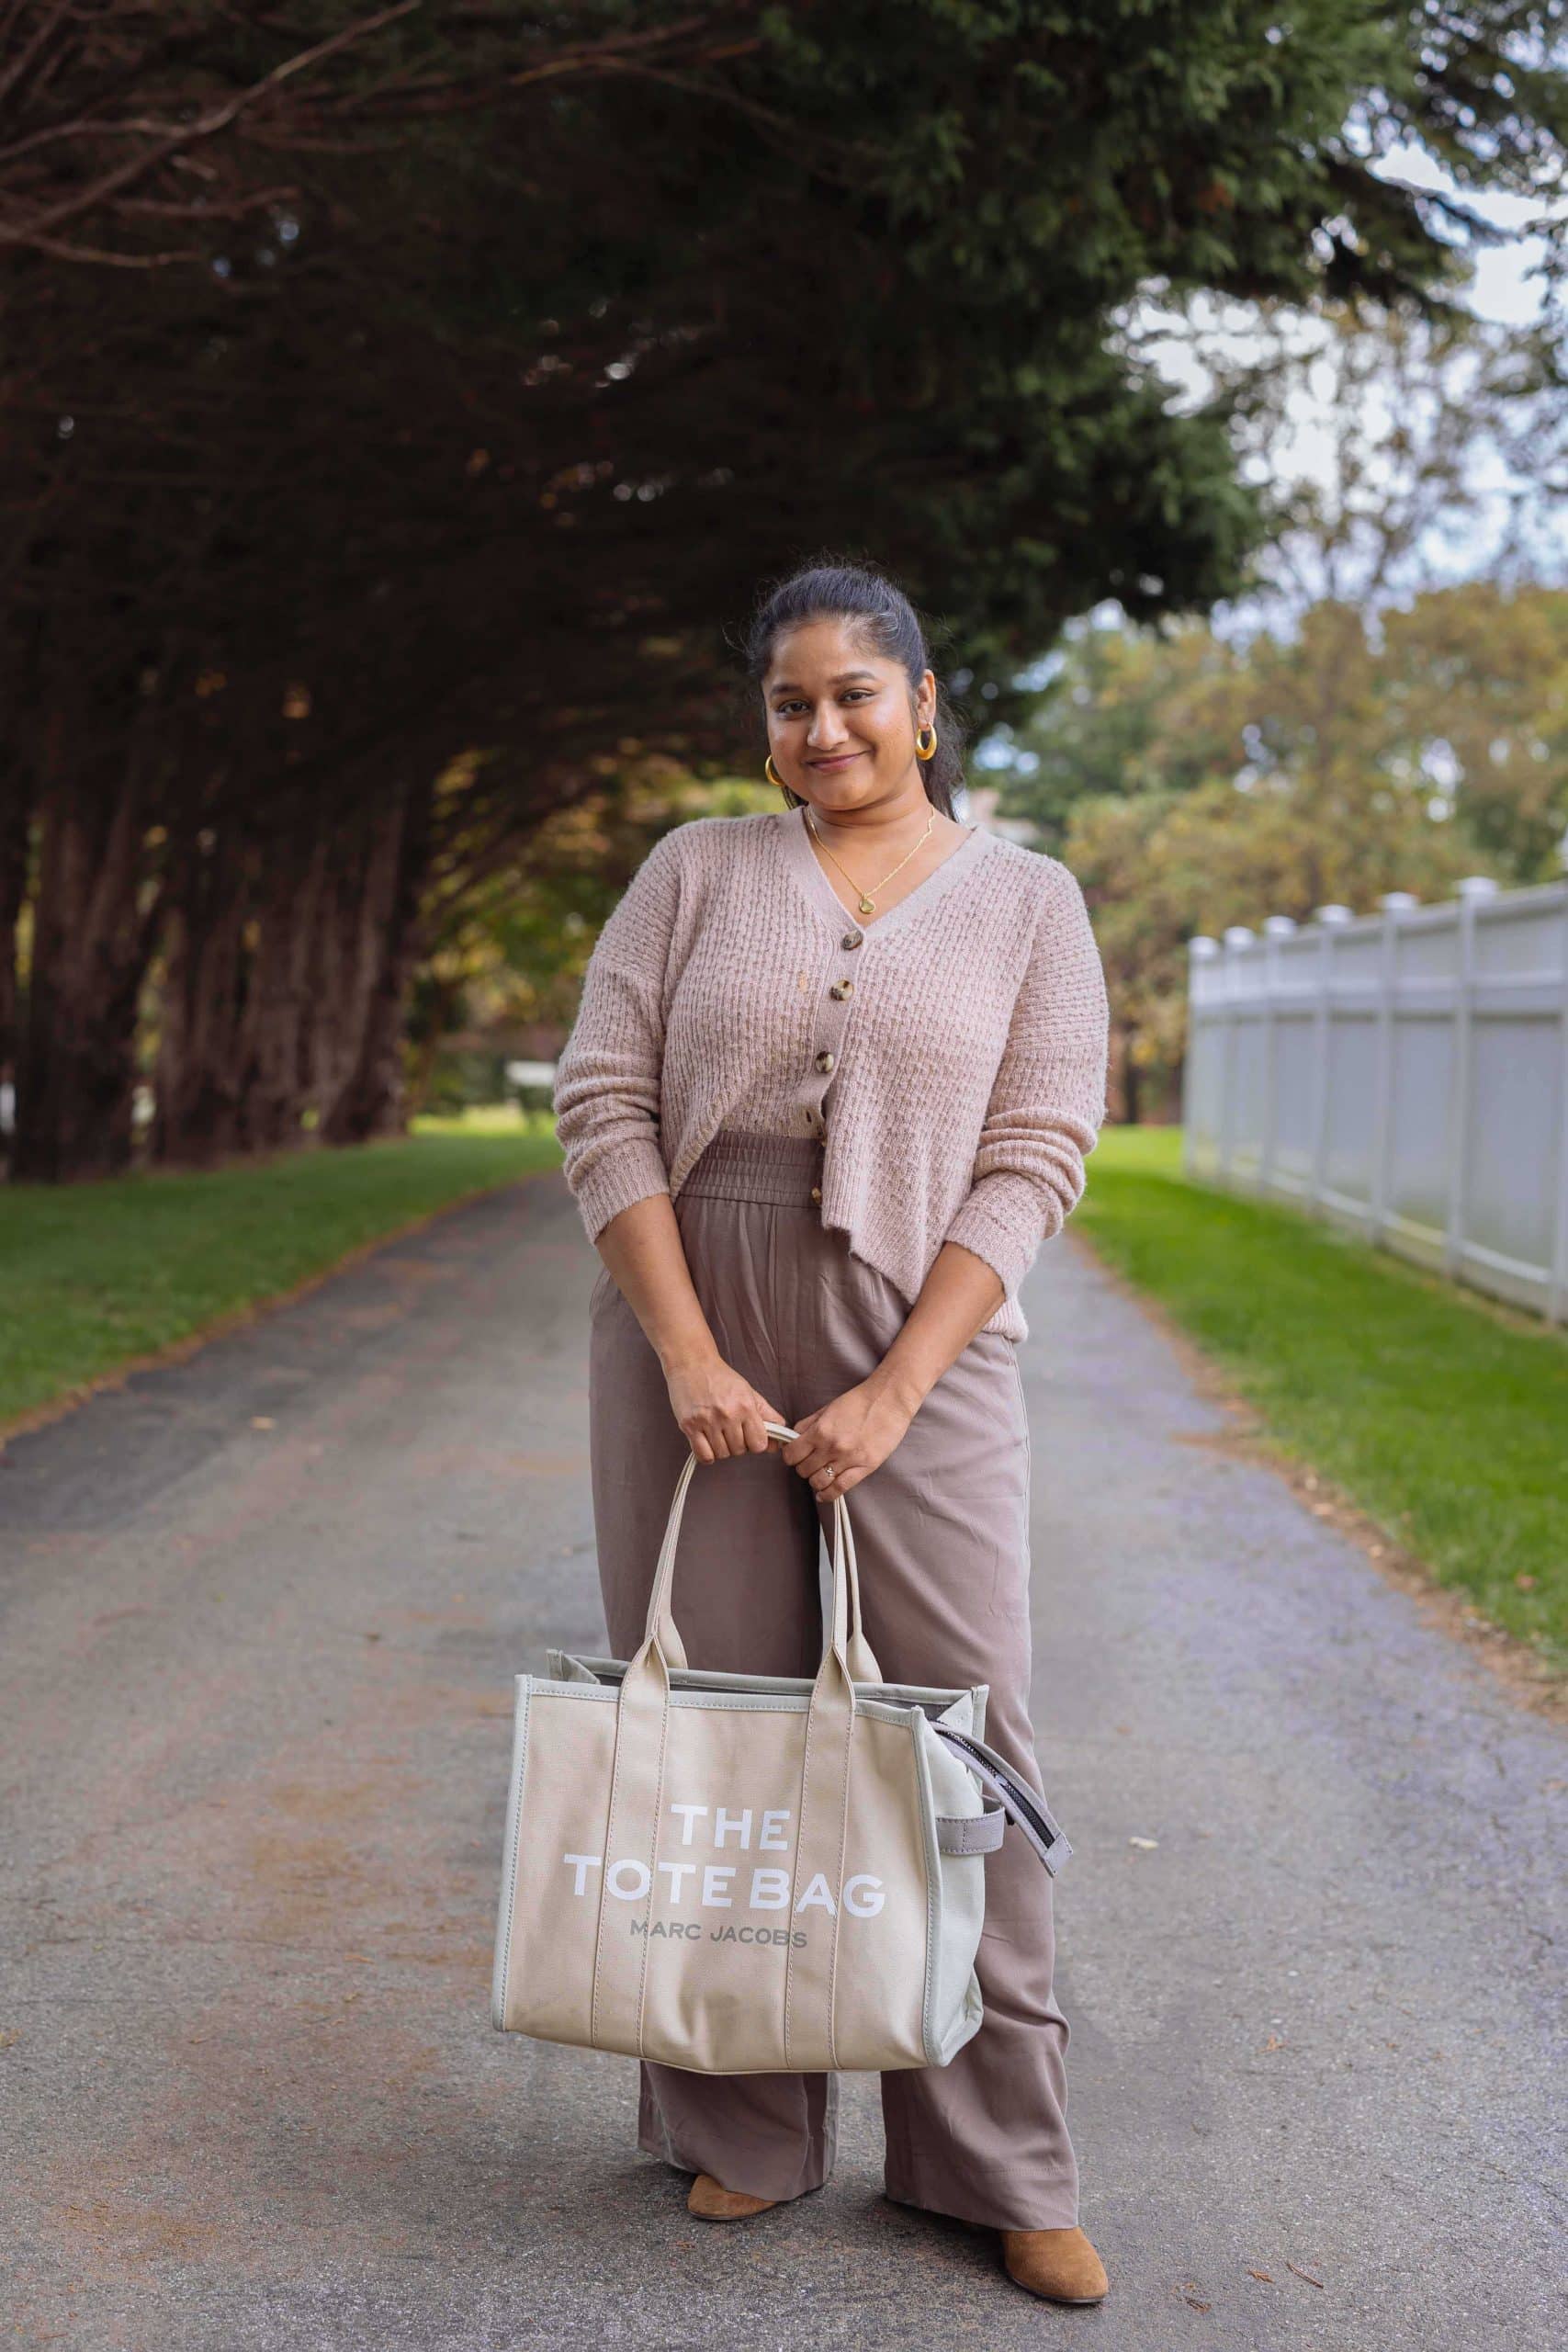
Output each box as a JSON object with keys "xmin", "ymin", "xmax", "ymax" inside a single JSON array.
[{"xmin": 637, "ymin": 1422, "xmax": 884, "ymax": 1688}]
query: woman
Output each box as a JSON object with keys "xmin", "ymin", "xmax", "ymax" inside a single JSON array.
[{"xmin": 551, "ymin": 560, "xmax": 1111, "ymax": 2307}]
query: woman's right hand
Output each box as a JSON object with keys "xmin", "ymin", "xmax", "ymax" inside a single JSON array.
[{"xmin": 665, "ymin": 1352, "xmax": 787, "ymax": 1464}]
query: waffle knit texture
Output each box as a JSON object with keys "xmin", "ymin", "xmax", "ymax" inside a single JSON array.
[{"xmin": 551, "ymin": 806, "xmax": 1110, "ymax": 1342}]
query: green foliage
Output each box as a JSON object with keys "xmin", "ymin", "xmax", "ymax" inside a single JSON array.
[
  {"xmin": 1003, "ymin": 583, "xmax": 1568, "ymax": 1101},
  {"xmin": 1379, "ymin": 584, "xmax": 1568, "ymax": 880},
  {"xmin": 1078, "ymin": 1128, "xmax": 1568, "ymax": 1666},
  {"xmin": 421, "ymin": 1050, "xmax": 513, "ymax": 1115}
]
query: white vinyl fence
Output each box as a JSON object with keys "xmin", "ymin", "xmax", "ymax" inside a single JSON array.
[{"xmin": 1183, "ymin": 876, "xmax": 1568, "ymax": 1324}]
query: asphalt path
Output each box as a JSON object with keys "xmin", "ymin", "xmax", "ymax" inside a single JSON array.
[{"xmin": 3, "ymin": 1169, "xmax": 1564, "ymax": 2350}]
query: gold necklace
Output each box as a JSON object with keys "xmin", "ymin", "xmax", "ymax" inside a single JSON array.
[{"xmin": 805, "ymin": 804, "xmax": 938, "ymax": 917}]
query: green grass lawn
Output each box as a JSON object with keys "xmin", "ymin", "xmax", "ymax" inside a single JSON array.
[
  {"xmin": 1076, "ymin": 1126, "xmax": 1568, "ymax": 1666},
  {"xmin": 0, "ymin": 1110, "xmax": 558, "ymax": 1430}
]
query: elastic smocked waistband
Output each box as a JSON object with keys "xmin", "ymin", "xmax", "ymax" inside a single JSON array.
[{"xmin": 678, "ymin": 1127, "xmax": 825, "ymax": 1207}]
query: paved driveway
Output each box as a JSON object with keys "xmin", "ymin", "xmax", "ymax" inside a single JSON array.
[{"xmin": 2, "ymin": 1170, "xmax": 1563, "ymax": 2348}]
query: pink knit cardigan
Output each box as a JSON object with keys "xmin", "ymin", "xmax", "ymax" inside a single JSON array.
[{"xmin": 552, "ymin": 805, "xmax": 1110, "ymax": 1342}]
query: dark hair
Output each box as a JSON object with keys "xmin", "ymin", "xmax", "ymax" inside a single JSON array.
[{"xmin": 738, "ymin": 559, "xmax": 967, "ymax": 818}]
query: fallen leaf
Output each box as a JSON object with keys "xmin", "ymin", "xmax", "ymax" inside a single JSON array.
[
  {"xmin": 1247, "ymin": 2269, "xmax": 1274, "ymax": 2283},
  {"xmin": 0, "ymin": 2029, "xmax": 20, "ymax": 2049},
  {"xmin": 251, "ymin": 1416, "xmax": 275, "ymax": 1429},
  {"xmin": 1516, "ymin": 1572, "xmax": 1537, "ymax": 1589},
  {"xmin": 1261, "ymin": 2034, "xmax": 1285, "ymax": 2052},
  {"xmin": 1287, "ymin": 2262, "xmax": 1325, "ymax": 2289},
  {"xmin": 1185, "ymin": 2299, "xmax": 1212, "ymax": 2312}
]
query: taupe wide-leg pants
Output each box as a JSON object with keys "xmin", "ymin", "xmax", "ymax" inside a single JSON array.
[{"xmin": 585, "ymin": 1128, "xmax": 1079, "ymax": 2232}]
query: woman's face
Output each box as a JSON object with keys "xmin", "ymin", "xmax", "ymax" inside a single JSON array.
[{"xmin": 762, "ymin": 619, "xmax": 935, "ymax": 809}]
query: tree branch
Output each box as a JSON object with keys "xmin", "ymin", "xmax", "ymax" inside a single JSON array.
[{"xmin": 0, "ymin": 0, "xmax": 423, "ymax": 245}]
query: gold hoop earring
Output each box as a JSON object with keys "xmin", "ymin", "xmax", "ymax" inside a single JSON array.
[
  {"xmin": 915, "ymin": 724, "xmax": 937, "ymax": 762},
  {"xmin": 765, "ymin": 752, "xmax": 789, "ymax": 791}
]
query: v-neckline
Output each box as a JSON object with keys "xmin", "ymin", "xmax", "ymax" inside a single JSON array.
[{"xmin": 774, "ymin": 803, "xmax": 991, "ymax": 943}]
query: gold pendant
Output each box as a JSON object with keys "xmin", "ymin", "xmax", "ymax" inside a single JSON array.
[{"xmin": 858, "ymin": 895, "xmax": 874, "ymax": 914}]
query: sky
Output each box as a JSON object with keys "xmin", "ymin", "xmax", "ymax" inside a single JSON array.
[
  {"xmin": 1382, "ymin": 141, "xmax": 1565, "ymax": 329},
  {"xmin": 1124, "ymin": 141, "xmax": 1568, "ymax": 618}
]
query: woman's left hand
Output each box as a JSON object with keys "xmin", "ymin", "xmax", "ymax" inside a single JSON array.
[{"xmin": 776, "ymin": 1375, "xmax": 919, "ymax": 1502}]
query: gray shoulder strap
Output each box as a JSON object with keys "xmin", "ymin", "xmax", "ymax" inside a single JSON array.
[{"xmin": 931, "ymin": 1724, "xmax": 1073, "ymax": 1877}]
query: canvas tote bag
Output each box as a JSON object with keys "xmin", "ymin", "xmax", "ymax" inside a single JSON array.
[{"xmin": 491, "ymin": 1421, "xmax": 1071, "ymax": 2075}]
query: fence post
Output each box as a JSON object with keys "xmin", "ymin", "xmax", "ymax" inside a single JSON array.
[
  {"xmin": 1549, "ymin": 894, "xmax": 1568, "ymax": 1324},
  {"xmin": 1309, "ymin": 906, "xmax": 1353, "ymax": 1215},
  {"xmin": 1218, "ymin": 927, "xmax": 1254, "ymax": 1187},
  {"xmin": 1445, "ymin": 876, "xmax": 1500, "ymax": 1281},
  {"xmin": 1185, "ymin": 936, "xmax": 1220, "ymax": 1178},
  {"xmin": 1370, "ymin": 892, "xmax": 1418, "ymax": 1245},
  {"xmin": 1258, "ymin": 915, "xmax": 1296, "ymax": 1198}
]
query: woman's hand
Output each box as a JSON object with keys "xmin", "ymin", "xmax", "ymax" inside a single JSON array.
[
  {"xmin": 665, "ymin": 1351, "xmax": 787, "ymax": 1464},
  {"xmin": 778, "ymin": 1374, "xmax": 919, "ymax": 1503}
]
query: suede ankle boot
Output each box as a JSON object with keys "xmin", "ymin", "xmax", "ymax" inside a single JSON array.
[
  {"xmin": 687, "ymin": 2172, "xmax": 779, "ymax": 2222},
  {"xmin": 1001, "ymin": 2225, "xmax": 1109, "ymax": 2305}
]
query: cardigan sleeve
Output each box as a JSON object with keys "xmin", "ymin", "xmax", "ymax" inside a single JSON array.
[
  {"xmin": 940, "ymin": 862, "xmax": 1110, "ymax": 1309},
  {"xmin": 552, "ymin": 831, "xmax": 683, "ymax": 1245}
]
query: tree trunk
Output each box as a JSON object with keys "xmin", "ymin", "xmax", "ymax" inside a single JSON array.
[
  {"xmin": 153, "ymin": 775, "xmax": 432, "ymax": 1168},
  {"xmin": 320, "ymin": 776, "xmax": 434, "ymax": 1145},
  {"xmin": 237, "ymin": 831, "xmax": 330, "ymax": 1154},
  {"xmin": 12, "ymin": 759, "xmax": 157, "ymax": 1183},
  {"xmin": 0, "ymin": 769, "xmax": 29, "ymax": 1157},
  {"xmin": 151, "ymin": 818, "xmax": 253, "ymax": 1167},
  {"xmin": 298, "ymin": 806, "xmax": 387, "ymax": 1130}
]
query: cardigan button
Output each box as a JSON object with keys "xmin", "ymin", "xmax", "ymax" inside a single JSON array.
[
  {"xmin": 840, "ymin": 929, "xmax": 863, "ymax": 950},
  {"xmin": 814, "ymin": 1049, "xmax": 836, "ymax": 1073},
  {"xmin": 809, "ymin": 1183, "xmax": 823, "ymax": 1204},
  {"xmin": 829, "ymin": 979, "xmax": 854, "ymax": 1001}
]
